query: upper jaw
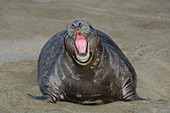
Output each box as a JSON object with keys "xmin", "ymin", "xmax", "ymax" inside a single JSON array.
[{"xmin": 67, "ymin": 22, "xmax": 91, "ymax": 39}]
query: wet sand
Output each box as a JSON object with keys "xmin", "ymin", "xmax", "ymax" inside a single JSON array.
[{"xmin": 0, "ymin": 0, "xmax": 170, "ymax": 113}]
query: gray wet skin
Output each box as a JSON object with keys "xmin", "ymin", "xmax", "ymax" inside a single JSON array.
[{"xmin": 28, "ymin": 20, "xmax": 144, "ymax": 104}]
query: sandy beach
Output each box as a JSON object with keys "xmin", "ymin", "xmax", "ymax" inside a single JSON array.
[{"xmin": 0, "ymin": 0, "xmax": 170, "ymax": 113}]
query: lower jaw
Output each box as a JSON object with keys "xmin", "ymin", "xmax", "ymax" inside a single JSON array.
[{"xmin": 75, "ymin": 51, "xmax": 93, "ymax": 66}]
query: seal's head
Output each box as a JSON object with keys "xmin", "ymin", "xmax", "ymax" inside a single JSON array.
[{"xmin": 65, "ymin": 20, "xmax": 100, "ymax": 66}]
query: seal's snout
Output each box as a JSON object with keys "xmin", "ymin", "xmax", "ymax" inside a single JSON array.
[{"xmin": 71, "ymin": 20, "xmax": 82, "ymax": 28}]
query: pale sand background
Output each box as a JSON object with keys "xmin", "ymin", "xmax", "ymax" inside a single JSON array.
[{"xmin": 0, "ymin": 0, "xmax": 170, "ymax": 113}]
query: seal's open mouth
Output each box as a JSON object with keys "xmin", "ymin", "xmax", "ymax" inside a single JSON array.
[
  {"xmin": 74, "ymin": 31, "xmax": 92, "ymax": 64},
  {"xmin": 75, "ymin": 31, "xmax": 87, "ymax": 54}
]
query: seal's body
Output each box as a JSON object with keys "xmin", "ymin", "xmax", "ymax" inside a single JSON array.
[{"xmin": 28, "ymin": 20, "xmax": 143, "ymax": 104}]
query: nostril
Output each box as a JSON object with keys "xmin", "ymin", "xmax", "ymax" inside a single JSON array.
[
  {"xmin": 78, "ymin": 22, "xmax": 81, "ymax": 27},
  {"xmin": 71, "ymin": 21, "xmax": 82, "ymax": 28},
  {"xmin": 71, "ymin": 23, "xmax": 75, "ymax": 27}
]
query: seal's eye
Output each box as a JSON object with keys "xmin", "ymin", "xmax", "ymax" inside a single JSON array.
[
  {"xmin": 78, "ymin": 22, "xmax": 81, "ymax": 27},
  {"xmin": 89, "ymin": 25, "xmax": 94, "ymax": 30}
]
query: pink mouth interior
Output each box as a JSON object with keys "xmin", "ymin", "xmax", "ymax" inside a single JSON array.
[{"xmin": 75, "ymin": 31, "xmax": 87, "ymax": 53}]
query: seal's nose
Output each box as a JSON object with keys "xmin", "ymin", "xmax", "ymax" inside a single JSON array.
[{"xmin": 71, "ymin": 20, "xmax": 82, "ymax": 28}]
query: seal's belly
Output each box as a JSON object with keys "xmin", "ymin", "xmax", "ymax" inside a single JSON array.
[{"xmin": 63, "ymin": 79, "xmax": 120, "ymax": 103}]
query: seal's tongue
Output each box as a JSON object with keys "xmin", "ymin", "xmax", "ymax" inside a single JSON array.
[{"xmin": 75, "ymin": 31, "xmax": 87, "ymax": 53}]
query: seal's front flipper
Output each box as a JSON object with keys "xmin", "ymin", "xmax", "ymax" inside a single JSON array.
[
  {"xmin": 122, "ymin": 79, "xmax": 136, "ymax": 101},
  {"xmin": 122, "ymin": 79, "xmax": 146, "ymax": 101},
  {"xmin": 26, "ymin": 94, "xmax": 57, "ymax": 103},
  {"xmin": 134, "ymin": 94, "xmax": 147, "ymax": 101}
]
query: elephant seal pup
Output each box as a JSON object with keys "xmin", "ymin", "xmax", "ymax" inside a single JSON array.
[{"xmin": 28, "ymin": 20, "xmax": 144, "ymax": 104}]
